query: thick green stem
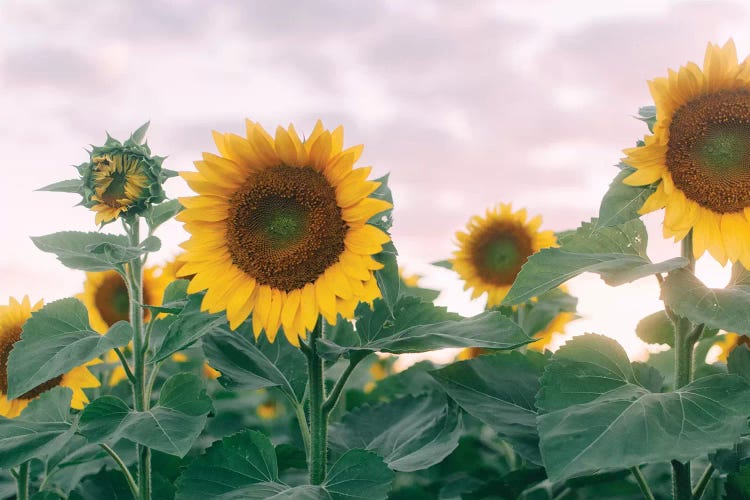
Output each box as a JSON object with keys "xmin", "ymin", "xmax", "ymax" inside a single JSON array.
[
  {"xmin": 630, "ymin": 466, "xmax": 655, "ymax": 500},
  {"xmin": 306, "ymin": 317, "xmax": 327, "ymax": 485},
  {"xmin": 692, "ymin": 464, "xmax": 715, "ymax": 500},
  {"xmin": 672, "ymin": 230, "xmax": 695, "ymax": 500},
  {"xmin": 126, "ymin": 220, "xmax": 151, "ymax": 500},
  {"xmin": 16, "ymin": 462, "xmax": 29, "ymax": 500}
]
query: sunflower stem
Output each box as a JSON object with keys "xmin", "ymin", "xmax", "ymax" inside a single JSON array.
[
  {"xmin": 100, "ymin": 444, "xmax": 139, "ymax": 499},
  {"xmin": 323, "ymin": 354, "xmax": 366, "ymax": 415},
  {"xmin": 630, "ymin": 466, "xmax": 655, "ymax": 500},
  {"xmin": 16, "ymin": 462, "xmax": 29, "ymax": 500},
  {"xmin": 671, "ymin": 230, "xmax": 695, "ymax": 500},
  {"xmin": 125, "ymin": 219, "xmax": 151, "ymax": 500},
  {"xmin": 306, "ymin": 317, "xmax": 327, "ymax": 485}
]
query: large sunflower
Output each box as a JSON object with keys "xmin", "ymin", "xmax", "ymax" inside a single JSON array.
[
  {"xmin": 451, "ymin": 203, "xmax": 557, "ymax": 307},
  {"xmin": 714, "ymin": 332, "xmax": 750, "ymax": 362},
  {"xmin": 623, "ymin": 40, "xmax": 750, "ymax": 265},
  {"xmin": 0, "ymin": 297, "xmax": 99, "ymax": 418},
  {"xmin": 177, "ymin": 120, "xmax": 392, "ymax": 345}
]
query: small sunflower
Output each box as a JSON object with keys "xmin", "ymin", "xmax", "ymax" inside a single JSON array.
[
  {"xmin": 0, "ymin": 297, "xmax": 99, "ymax": 418},
  {"xmin": 399, "ymin": 267, "xmax": 421, "ymax": 288},
  {"xmin": 456, "ymin": 347, "xmax": 488, "ymax": 361},
  {"xmin": 452, "ymin": 203, "xmax": 557, "ymax": 307},
  {"xmin": 177, "ymin": 120, "xmax": 392, "ymax": 345},
  {"xmin": 71, "ymin": 124, "xmax": 173, "ymax": 225},
  {"xmin": 623, "ymin": 40, "xmax": 750, "ymax": 266},
  {"xmin": 202, "ymin": 363, "xmax": 221, "ymax": 380},
  {"xmin": 257, "ymin": 399, "xmax": 279, "ymax": 420}
]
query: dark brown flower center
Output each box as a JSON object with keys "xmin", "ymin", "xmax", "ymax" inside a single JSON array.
[
  {"xmin": 470, "ymin": 221, "xmax": 533, "ymax": 286},
  {"xmin": 0, "ymin": 323, "xmax": 63, "ymax": 399},
  {"xmin": 667, "ymin": 89, "xmax": 750, "ymax": 213},
  {"xmin": 94, "ymin": 273, "xmax": 154, "ymax": 327},
  {"xmin": 226, "ymin": 165, "xmax": 347, "ymax": 292}
]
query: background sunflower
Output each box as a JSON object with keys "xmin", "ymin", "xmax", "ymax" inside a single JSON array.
[
  {"xmin": 451, "ymin": 203, "xmax": 557, "ymax": 307},
  {"xmin": 0, "ymin": 296, "xmax": 99, "ymax": 418}
]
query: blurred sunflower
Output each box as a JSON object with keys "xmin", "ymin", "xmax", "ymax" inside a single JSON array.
[
  {"xmin": 623, "ymin": 40, "xmax": 750, "ymax": 266},
  {"xmin": 715, "ymin": 332, "xmax": 750, "ymax": 362},
  {"xmin": 257, "ymin": 399, "xmax": 279, "ymax": 420},
  {"xmin": 0, "ymin": 297, "xmax": 99, "ymax": 418},
  {"xmin": 528, "ymin": 310, "xmax": 574, "ymax": 352},
  {"xmin": 451, "ymin": 203, "xmax": 556, "ymax": 307},
  {"xmin": 79, "ymin": 260, "xmax": 180, "ymax": 385},
  {"xmin": 177, "ymin": 120, "xmax": 392, "ymax": 345}
]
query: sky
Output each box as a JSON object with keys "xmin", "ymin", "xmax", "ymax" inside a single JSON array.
[{"xmin": 1, "ymin": 0, "xmax": 748, "ymax": 359}]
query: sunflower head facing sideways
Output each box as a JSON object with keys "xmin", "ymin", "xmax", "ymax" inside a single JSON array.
[
  {"xmin": 0, "ymin": 297, "xmax": 99, "ymax": 418},
  {"xmin": 451, "ymin": 203, "xmax": 557, "ymax": 308},
  {"xmin": 75, "ymin": 124, "xmax": 173, "ymax": 225},
  {"xmin": 177, "ymin": 120, "xmax": 392, "ymax": 346},
  {"xmin": 623, "ymin": 40, "xmax": 750, "ymax": 266}
]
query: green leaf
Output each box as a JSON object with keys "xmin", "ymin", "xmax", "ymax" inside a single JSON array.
[
  {"xmin": 317, "ymin": 296, "xmax": 533, "ymax": 360},
  {"xmin": 504, "ymin": 219, "xmax": 687, "ymax": 305},
  {"xmin": 31, "ymin": 232, "xmax": 144, "ymax": 272},
  {"xmin": 202, "ymin": 327, "xmax": 307, "ymax": 403},
  {"xmin": 726, "ymin": 463, "xmax": 750, "ymax": 499},
  {"xmin": 175, "ymin": 429, "xmax": 280, "ymax": 500},
  {"xmin": 37, "ymin": 179, "xmax": 84, "ymax": 194},
  {"xmin": 128, "ymin": 121, "xmax": 150, "ymax": 145},
  {"xmin": 597, "ymin": 164, "xmax": 655, "ymax": 228},
  {"xmin": 368, "ymin": 174, "xmax": 393, "ymax": 233},
  {"xmin": 431, "ymin": 260, "xmax": 453, "ymax": 270},
  {"xmin": 139, "ymin": 235, "xmax": 161, "ymax": 252},
  {"xmin": 143, "ymin": 279, "xmax": 189, "ymax": 315},
  {"xmin": 729, "ymin": 345, "xmax": 750, "ymax": 382},
  {"xmin": 537, "ymin": 336, "xmax": 750, "ymax": 481},
  {"xmin": 151, "ymin": 294, "xmax": 226, "ymax": 363},
  {"xmin": 7, "ymin": 298, "xmax": 132, "ymax": 399},
  {"xmin": 176, "ymin": 430, "xmax": 392, "ymax": 500},
  {"xmin": 519, "ymin": 288, "xmax": 577, "ymax": 338},
  {"xmin": 0, "ymin": 387, "xmax": 74, "ymax": 468},
  {"xmin": 663, "ymin": 268, "xmax": 750, "ymax": 335},
  {"xmin": 324, "ymin": 449, "xmax": 394, "ymax": 500},
  {"xmin": 329, "ymin": 392, "xmax": 462, "ymax": 472},
  {"xmin": 145, "ymin": 199, "xmax": 184, "ymax": 232},
  {"xmin": 636, "ymin": 310, "xmax": 674, "ymax": 346},
  {"xmin": 636, "ymin": 105, "xmax": 657, "ymax": 132},
  {"xmin": 79, "ymin": 374, "xmax": 212, "ymax": 457},
  {"xmin": 431, "ymin": 351, "xmax": 546, "ymax": 464},
  {"xmin": 374, "ymin": 241, "xmax": 399, "ymax": 316}
]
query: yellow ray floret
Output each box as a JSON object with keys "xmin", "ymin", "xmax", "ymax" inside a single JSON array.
[
  {"xmin": 451, "ymin": 203, "xmax": 556, "ymax": 308},
  {"xmin": 623, "ymin": 40, "xmax": 750, "ymax": 266},
  {"xmin": 177, "ymin": 120, "xmax": 392, "ymax": 346},
  {"xmin": 0, "ymin": 296, "xmax": 100, "ymax": 418}
]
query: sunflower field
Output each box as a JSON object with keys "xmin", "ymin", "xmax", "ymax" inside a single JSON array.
[{"xmin": 6, "ymin": 39, "xmax": 750, "ymax": 500}]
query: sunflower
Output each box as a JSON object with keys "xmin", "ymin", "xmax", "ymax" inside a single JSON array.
[
  {"xmin": 399, "ymin": 267, "xmax": 421, "ymax": 288},
  {"xmin": 714, "ymin": 332, "xmax": 750, "ymax": 362},
  {"xmin": 257, "ymin": 399, "xmax": 279, "ymax": 420},
  {"xmin": 79, "ymin": 264, "xmax": 174, "ymax": 333},
  {"xmin": 528, "ymin": 310, "xmax": 574, "ymax": 352},
  {"xmin": 0, "ymin": 297, "xmax": 99, "ymax": 418},
  {"xmin": 451, "ymin": 203, "xmax": 557, "ymax": 307},
  {"xmin": 623, "ymin": 40, "xmax": 750, "ymax": 266},
  {"xmin": 79, "ymin": 260, "xmax": 179, "ymax": 385},
  {"xmin": 177, "ymin": 120, "xmax": 392, "ymax": 345}
]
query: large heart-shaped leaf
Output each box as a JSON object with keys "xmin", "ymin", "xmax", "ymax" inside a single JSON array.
[
  {"xmin": 431, "ymin": 351, "xmax": 546, "ymax": 464},
  {"xmin": 79, "ymin": 373, "xmax": 212, "ymax": 457},
  {"xmin": 7, "ymin": 298, "xmax": 132, "ymax": 399},
  {"xmin": 0, "ymin": 388, "xmax": 75, "ymax": 468},
  {"xmin": 503, "ymin": 219, "xmax": 687, "ymax": 305},
  {"xmin": 537, "ymin": 334, "xmax": 750, "ymax": 481},
  {"xmin": 329, "ymin": 392, "xmax": 462, "ymax": 472},
  {"xmin": 31, "ymin": 232, "xmax": 148, "ymax": 272}
]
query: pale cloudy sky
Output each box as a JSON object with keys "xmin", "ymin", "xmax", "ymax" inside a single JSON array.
[{"xmin": 1, "ymin": 0, "xmax": 747, "ymax": 358}]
